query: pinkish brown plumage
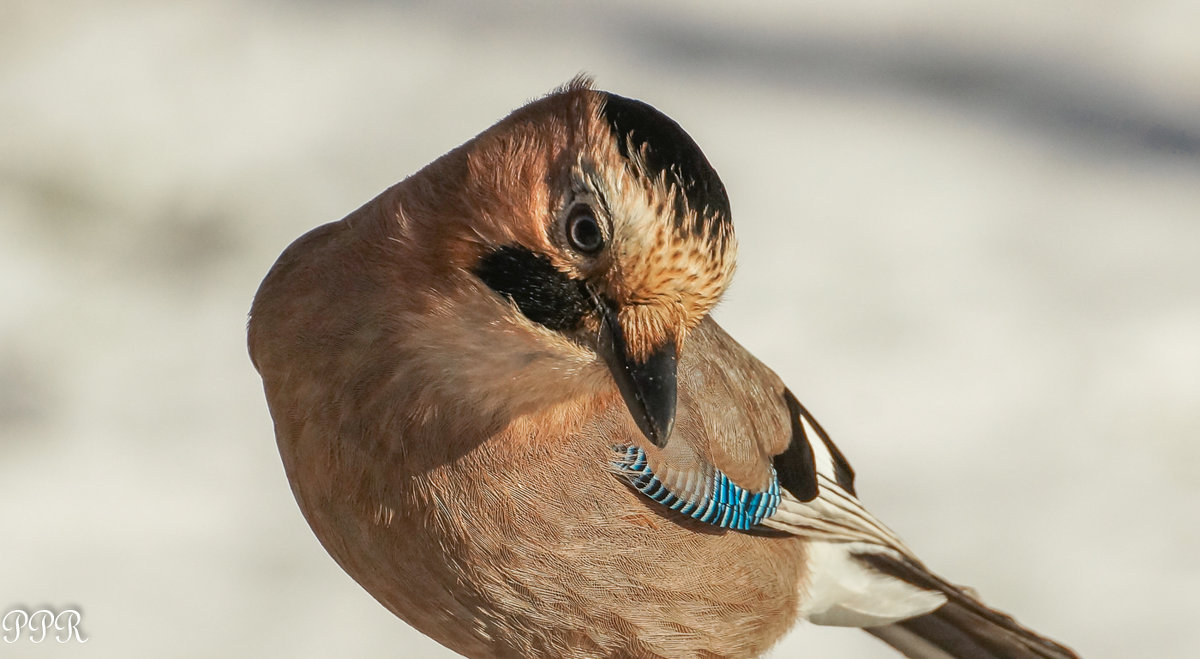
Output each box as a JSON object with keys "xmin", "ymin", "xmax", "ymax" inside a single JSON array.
[{"xmin": 249, "ymin": 78, "xmax": 1077, "ymax": 658}]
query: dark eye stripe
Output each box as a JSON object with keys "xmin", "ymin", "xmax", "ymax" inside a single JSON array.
[{"xmin": 474, "ymin": 245, "xmax": 590, "ymax": 332}]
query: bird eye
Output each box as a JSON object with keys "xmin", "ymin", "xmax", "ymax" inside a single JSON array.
[{"xmin": 567, "ymin": 206, "xmax": 604, "ymax": 254}]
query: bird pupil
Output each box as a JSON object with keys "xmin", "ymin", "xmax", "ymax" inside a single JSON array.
[{"xmin": 569, "ymin": 210, "xmax": 603, "ymax": 253}]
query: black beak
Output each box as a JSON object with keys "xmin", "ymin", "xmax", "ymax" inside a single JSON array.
[{"xmin": 598, "ymin": 299, "xmax": 678, "ymax": 449}]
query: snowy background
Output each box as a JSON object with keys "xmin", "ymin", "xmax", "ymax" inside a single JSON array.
[{"xmin": 3, "ymin": 1, "xmax": 1199, "ymax": 657}]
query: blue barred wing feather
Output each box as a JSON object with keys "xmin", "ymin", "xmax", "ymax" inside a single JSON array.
[{"xmin": 613, "ymin": 445, "xmax": 781, "ymax": 531}]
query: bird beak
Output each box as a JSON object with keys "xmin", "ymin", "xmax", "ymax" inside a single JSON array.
[{"xmin": 598, "ymin": 299, "xmax": 678, "ymax": 449}]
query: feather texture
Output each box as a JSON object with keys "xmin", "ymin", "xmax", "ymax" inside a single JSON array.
[{"xmin": 248, "ymin": 81, "xmax": 1078, "ymax": 658}]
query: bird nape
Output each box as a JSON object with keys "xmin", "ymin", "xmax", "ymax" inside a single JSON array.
[{"xmin": 248, "ymin": 76, "xmax": 1077, "ymax": 659}]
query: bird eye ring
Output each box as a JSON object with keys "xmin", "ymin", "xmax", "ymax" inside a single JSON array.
[{"xmin": 566, "ymin": 206, "xmax": 604, "ymax": 254}]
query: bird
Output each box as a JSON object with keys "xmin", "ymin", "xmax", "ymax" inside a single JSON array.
[{"xmin": 248, "ymin": 76, "xmax": 1077, "ymax": 659}]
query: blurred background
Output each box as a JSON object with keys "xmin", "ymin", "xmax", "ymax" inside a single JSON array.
[{"xmin": 3, "ymin": 1, "xmax": 1198, "ymax": 657}]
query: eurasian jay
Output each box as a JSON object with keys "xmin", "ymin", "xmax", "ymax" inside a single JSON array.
[{"xmin": 248, "ymin": 77, "xmax": 1076, "ymax": 658}]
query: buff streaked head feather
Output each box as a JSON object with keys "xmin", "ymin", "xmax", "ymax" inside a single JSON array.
[
  {"xmin": 593, "ymin": 89, "xmax": 738, "ymax": 363},
  {"xmin": 382, "ymin": 76, "xmax": 738, "ymax": 448},
  {"xmin": 471, "ymin": 79, "xmax": 735, "ymax": 346}
]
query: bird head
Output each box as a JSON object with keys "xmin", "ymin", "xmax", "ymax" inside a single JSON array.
[{"xmin": 396, "ymin": 78, "xmax": 736, "ymax": 449}]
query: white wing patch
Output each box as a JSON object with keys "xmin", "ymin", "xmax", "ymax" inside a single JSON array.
[{"xmin": 798, "ymin": 541, "xmax": 946, "ymax": 627}]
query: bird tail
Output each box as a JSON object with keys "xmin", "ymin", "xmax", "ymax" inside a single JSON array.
[{"xmin": 859, "ymin": 552, "xmax": 1078, "ymax": 658}]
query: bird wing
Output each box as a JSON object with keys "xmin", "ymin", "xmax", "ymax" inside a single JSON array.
[
  {"xmin": 760, "ymin": 391, "xmax": 949, "ymax": 627},
  {"xmin": 610, "ymin": 317, "xmax": 946, "ymax": 627},
  {"xmin": 610, "ymin": 318, "xmax": 1079, "ymax": 657}
]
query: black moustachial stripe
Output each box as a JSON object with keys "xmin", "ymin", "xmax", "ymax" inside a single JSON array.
[
  {"xmin": 775, "ymin": 389, "xmax": 819, "ymax": 502},
  {"xmin": 474, "ymin": 245, "xmax": 591, "ymax": 332},
  {"xmin": 600, "ymin": 93, "xmax": 731, "ymax": 242}
]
